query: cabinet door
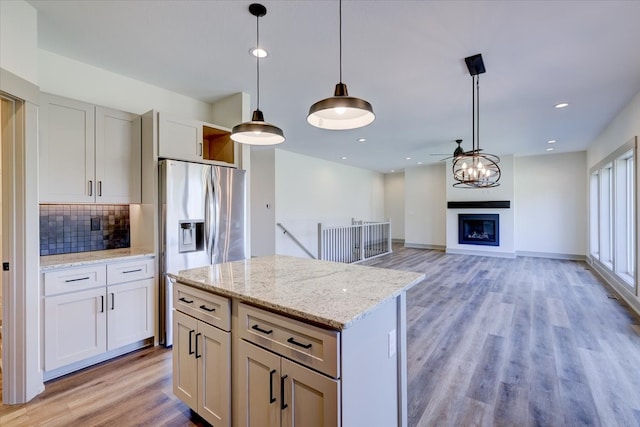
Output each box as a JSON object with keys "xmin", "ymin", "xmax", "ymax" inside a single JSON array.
[
  {"xmin": 158, "ymin": 112, "xmax": 203, "ymax": 162},
  {"xmin": 173, "ymin": 310, "xmax": 199, "ymax": 410},
  {"xmin": 95, "ymin": 107, "xmax": 142, "ymax": 203},
  {"xmin": 39, "ymin": 93, "xmax": 95, "ymax": 203},
  {"xmin": 107, "ymin": 278, "xmax": 154, "ymax": 350},
  {"xmin": 237, "ymin": 340, "xmax": 281, "ymax": 427},
  {"xmin": 44, "ymin": 287, "xmax": 107, "ymax": 371},
  {"xmin": 198, "ymin": 321, "xmax": 231, "ymax": 427},
  {"xmin": 281, "ymin": 358, "xmax": 340, "ymax": 427}
]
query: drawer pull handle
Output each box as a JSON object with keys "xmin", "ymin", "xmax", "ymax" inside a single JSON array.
[
  {"xmin": 287, "ymin": 337, "xmax": 312, "ymax": 349},
  {"xmin": 100, "ymin": 295, "xmax": 104, "ymax": 313},
  {"xmin": 188, "ymin": 330, "xmax": 195, "ymax": 355},
  {"xmin": 65, "ymin": 276, "xmax": 90, "ymax": 283},
  {"xmin": 252, "ymin": 324, "xmax": 273, "ymax": 335},
  {"xmin": 179, "ymin": 297, "xmax": 194, "ymax": 304},
  {"xmin": 195, "ymin": 332, "xmax": 202, "ymax": 359},
  {"xmin": 200, "ymin": 304, "xmax": 216, "ymax": 312},
  {"xmin": 111, "ymin": 292, "xmax": 115, "ymax": 310},
  {"xmin": 269, "ymin": 369, "xmax": 277, "ymax": 404},
  {"xmin": 123, "ymin": 268, "xmax": 142, "ymax": 274},
  {"xmin": 280, "ymin": 375, "xmax": 288, "ymax": 410}
]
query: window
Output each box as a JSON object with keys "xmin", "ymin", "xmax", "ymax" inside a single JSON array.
[
  {"xmin": 589, "ymin": 138, "xmax": 637, "ymax": 291},
  {"xmin": 590, "ymin": 172, "xmax": 599, "ymax": 257}
]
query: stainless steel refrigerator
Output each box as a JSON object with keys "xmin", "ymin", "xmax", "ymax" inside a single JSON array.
[{"xmin": 159, "ymin": 159, "xmax": 247, "ymax": 346}]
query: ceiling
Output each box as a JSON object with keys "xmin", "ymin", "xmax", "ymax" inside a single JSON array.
[{"xmin": 27, "ymin": 0, "xmax": 640, "ymax": 173}]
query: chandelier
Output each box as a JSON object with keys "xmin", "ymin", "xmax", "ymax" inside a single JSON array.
[{"xmin": 452, "ymin": 54, "xmax": 500, "ymax": 188}]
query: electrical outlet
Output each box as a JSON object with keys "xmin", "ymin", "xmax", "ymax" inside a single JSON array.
[
  {"xmin": 91, "ymin": 217, "xmax": 101, "ymax": 231},
  {"xmin": 388, "ymin": 329, "xmax": 397, "ymax": 358}
]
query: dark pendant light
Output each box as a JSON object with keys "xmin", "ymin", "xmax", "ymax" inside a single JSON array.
[
  {"xmin": 452, "ymin": 54, "xmax": 501, "ymax": 188},
  {"xmin": 307, "ymin": 0, "xmax": 375, "ymax": 130},
  {"xmin": 231, "ymin": 3, "xmax": 285, "ymax": 145}
]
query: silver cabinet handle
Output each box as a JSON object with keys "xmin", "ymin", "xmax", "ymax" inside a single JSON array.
[
  {"xmin": 98, "ymin": 181, "xmax": 102, "ymax": 196},
  {"xmin": 88, "ymin": 180, "xmax": 93, "ymax": 196}
]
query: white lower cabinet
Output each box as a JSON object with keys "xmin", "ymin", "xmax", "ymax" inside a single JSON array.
[
  {"xmin": 237, "ymin": 339, "xmax": 339, "ymax": 427},
  {"xmin": 43, "ymin": 257, "xmax": 155, "ymax": 374},
  {"xmin": 107, "ymin": 278, "xmax": 154, "ymax": 350},
  {"xmin": 44, "ymin": 287, "xmax": 108, "ymax": 370},
  {"xmin": 173, "ymin": 296, "xmax": 231, "ymax": 426}
]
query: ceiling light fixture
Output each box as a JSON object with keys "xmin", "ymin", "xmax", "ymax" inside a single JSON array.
[
  {"xmin": 357, "ymin": 138, "xmax": 366, "ymax": 142},
  {"xmin": 452, "ymin": 54, "xmax": 501, "ymax": 188},
  {"xmin": 231, "ymin": 3, "xmax": 285, "ymax": 145},
  {"xmin": 554, "ymin": 102, "xmax": 569, "ymax": 109},
  {"xmin": 307, "ymin": 0, "xmax": 375, "ymax": 130},
  {"xmin": 250, "ymin": 47, "xmax": 268, "ymax": 58},
  {"xmin": 547, "ymin": 139, "xmax": 556, "ymax": 144},
  {"xmin": 546, "ymin": 147, "xmax": 554, "ymax": 151}
]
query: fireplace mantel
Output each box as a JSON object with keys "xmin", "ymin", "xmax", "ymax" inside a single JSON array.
[{"xmin": 447, "ymin": 200, "xmax": 511, "ymax": 209}]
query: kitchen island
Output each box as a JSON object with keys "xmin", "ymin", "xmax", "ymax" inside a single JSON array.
[{"xmin": 169, "ymin": 255, "xmax": 424, "ymax": 427}]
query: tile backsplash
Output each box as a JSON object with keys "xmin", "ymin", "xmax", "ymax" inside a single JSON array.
[{"xmin": 40, "ymin": 204, "xmax": 130, "ymax": 256}]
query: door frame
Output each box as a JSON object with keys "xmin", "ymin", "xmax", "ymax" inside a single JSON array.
[{"xmin": 1, "ymin": 67, "xmax": 43, "ymax": 404}]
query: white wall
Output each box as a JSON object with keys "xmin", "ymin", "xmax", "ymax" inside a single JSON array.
[
  {"xmin": 0, "ymin": 0, "xmax": 38, "ymax": 85},
  {"xmin": 274, "ymin": 149, "xmax": 384, "ymax": 258},
  {"xmin": 586, "ymin": 89, "xmax": 639, "ymax": 314},
  {"xmin": 404, "ymin": 164, "xmax": 446, "ymax": 248},
  {"xmin": 251, "ymin": 148, "xmax": 276, "ymax": 257},
  {"xmin": 383, "ymin": 172, "xmax": 405, "ymax": 241},
  {"xmin": 445, "ymin": 155, "xmax": 516, "ymax": 257},
  {"xmin": 38, "ymin": 50, "xmax": 212, "ymax": 120},
  {"xmin": 588, "ymin": 91, "xmax": 640, "ymax": 168},
  {"xmin": 514, "ymin": 152, "xmax": 587, "ymax": 257}
]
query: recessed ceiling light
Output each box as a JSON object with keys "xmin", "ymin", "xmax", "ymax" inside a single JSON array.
[
  {"xmin": 417, "ymin": 161, "xmax": 423, "ymax": 165},
  {"xmin": 341, "ymin": 156, "xmax": 347, "ymax": 160},
  {"xmin": 546, "ymin": 147, "xmax": 554, "ymax": 151},
  {"xmin": 357, "ymin": 138, "xmax": 366, "ymax": 142},
  {"xmin": 554, "ymin": 102, "xmax": 569, "ymax": 109},
  {"xmin": 390, "ymin": 169, "xmax": 395, "ymax": 173},
  {"xmin": 405, "ymin": 157, "xmax": 412, "ymax": 160},
  {"xmin": 547, "ymin": 140, "xmax": 556, "ymax": 144},
  {"xmin": 250, "ymin": 47, "xmax": 268, "ymax": 58}
]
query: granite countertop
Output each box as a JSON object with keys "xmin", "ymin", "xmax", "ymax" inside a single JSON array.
[
  {"xmin": 40, "ymin": 248, "xmax": 155, "ymax": 270},
  {"xmin": 168, "ymin": 255, "xmax": 425, "ymax": 330}
]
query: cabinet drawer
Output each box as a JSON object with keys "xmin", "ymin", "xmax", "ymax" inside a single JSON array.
[
  {"xmin": 43, "ymin": 265, "xmax": 107, "ymax": 296},
  {"xmin": 238, "ymin": 303, "xmax": 340, "ymax": 378},
  {"xmin": 107, "ymin": 258, "xmax": 155, "ymax": 285},
  {"xmin": 174, "ymin": 283, "xmax": 230, "ymax": 332}
]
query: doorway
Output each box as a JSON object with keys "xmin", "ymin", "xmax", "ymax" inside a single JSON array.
[{"xmin": 0, "ymin": 95, "xmax": 14, "ymax": 375}]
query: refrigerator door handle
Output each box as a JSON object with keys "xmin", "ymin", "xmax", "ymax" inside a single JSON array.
[
  {"xmin": 211, "ymin": 168, "xmax": 221, "ymax": 262},
  {"xmin": 205, "ymin": 169, "xmax": 214, "ymax": 260}
]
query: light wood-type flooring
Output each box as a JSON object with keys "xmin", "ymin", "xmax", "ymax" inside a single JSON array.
[{"xmin": 1, "ymin": 245, "xmax": 640, "ymax": 426}]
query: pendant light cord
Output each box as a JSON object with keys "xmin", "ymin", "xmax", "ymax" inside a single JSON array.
[
  {"xmin": 471, "ymin": 74, "xmax": 475, "ymax": 152},
  {"xmin": 256, "ymin": 11, "xmax": 260, "ymax": 110},
  {"xmin": 339, "ymin": 0, "xmax": 342, "ymax": 83},
  {"xmin": 476, "ymin": 75, "xmax": 480, "ymax": 152}
]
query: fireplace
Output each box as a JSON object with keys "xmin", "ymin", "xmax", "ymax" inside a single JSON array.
[{"xmin": 458, "ymin": 214, "xmax": 499, "ymax": 246}]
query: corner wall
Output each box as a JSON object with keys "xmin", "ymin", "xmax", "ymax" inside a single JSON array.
[
  {"xmin": 273, "ymin": 150, "xmax": 384, "ymax": 258},
  {"xmin": 404, "ymin": 164, "xmax": 446, "ymax": 248},
  {"xmin": 514, "ymin": 152, "xmax": 587, "ymax": 257}
]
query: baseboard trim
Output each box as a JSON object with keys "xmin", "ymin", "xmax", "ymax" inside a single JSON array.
[
  {"xmin": 43, "ymin": 338, "xmax": 154, "ymax": 381},
  {"xmin": 588, "ymin": 257, "xmax": 640, "ymax": 317},
  {"xmin": 446, "ymin": 248, "xmax": 516, "ymax": 259},
  {"xmin": 392, "ymin": 239, "xmax": 405, "ymax": 244},
  {"xmin": 516, "ymin": 251, "xmax": 587, "ymax": 261},
  {"xmin": 404, "ymin": 243, "xmax": 445, "ymax": 251}
]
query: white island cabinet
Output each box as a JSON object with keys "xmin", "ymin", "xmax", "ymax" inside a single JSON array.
[{"xmin": 169, "ymin": 255, "xmax": 424, "ymax": 427}]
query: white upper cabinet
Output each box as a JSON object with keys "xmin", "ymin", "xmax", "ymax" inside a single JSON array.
[
  {"xmin": 95, "ymin": 107, "xmax": 141, "ymax": 203},
  {"xmin": 39, "ymin": 93, "xmax": 142, "ymax": 204},
  {"xmin": 39, "ymin": 93, "xmax": 96, "ymax": 203},
  {"xmin": 158, "ymin": 112, "xmax": 237, "ymax": 168}
]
